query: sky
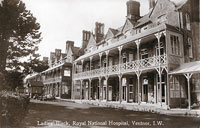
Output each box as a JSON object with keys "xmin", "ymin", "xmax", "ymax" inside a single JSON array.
[{"xmin": 22, "ymin": 0, "xmax": 150, "ymax": 59}]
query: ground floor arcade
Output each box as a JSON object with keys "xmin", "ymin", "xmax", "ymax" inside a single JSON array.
[
  {"xmin": 44, "ymin": 81, "xmax": 71, "ymax": 99},
  {"xmin": 73, "ymin": 69, "xmax": 177, "ymax": 107}
]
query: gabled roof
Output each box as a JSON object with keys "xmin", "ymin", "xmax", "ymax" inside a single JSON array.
[
  {"xmin": 110, "ymin": 28, "xmax": 119, "ymax": 35},
  {"xmin": 75, "ymin": 23, "xmax": 169, "ymax": 62},
  {"xmin": 87, "ymin": 34, "xmax": 96, "ymax": 49},
  {"xmin": 72, "ymin": 46, "xmax": 81, "ymax": 57},
  {"xmin": 115, "ymin": 26, "xmax": 124, "ymax": 37},
  {"xmin": 121, "ymin": 19, "xmax": 135, "ymax": 33},
  {"xmin": 28, "ymin": 81, "xmax": 43, "ymax": 87},
  {"xmin": 135, "ymin": 13, "xmax": 151, "ymax": 28},
  {"xmin": 61, "ymin": 53, "xmax": 67, "ymax": 58},
  {"xmin": 105, "ymin": 28, "xmax": 119, "ymax": 40}
]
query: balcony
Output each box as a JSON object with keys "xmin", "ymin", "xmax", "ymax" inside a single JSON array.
[{"xmin": 74, "ymin": 54, "xmax": 167, "ymax": 80}]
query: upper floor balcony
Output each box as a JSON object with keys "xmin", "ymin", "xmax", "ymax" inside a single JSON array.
[{"xmin": 74, "ymin": 54, "xmax": 167, "ymax": 80}]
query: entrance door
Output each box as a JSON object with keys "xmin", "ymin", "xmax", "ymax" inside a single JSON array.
[
  {"xmin": 103, "ymin": 86, "xmax": 106, "ymax": 100},
  {"xmin": 162, "ymin": 83, "xmax": 166, "ymax": 102},
  {"xmin": 97, "ymin": 86, "xmax": 100, "ymax": 100},
  {"xmin": 129, "ymin": 84, "xmax": 133, "ymax": 102},
  {"xmin": 85, "ymin": 89, "xmax": 88, "ymax": 100},
  {"xmin": 108, "ymin": 86, "xmax": 112, "ymax": 101},
  {"xmin": 122, "ymin": 86, "xmax": 126, "ymax": 101},
  {"xmin": 157, "ymin": 74, "xmax": 166, "ymax": 103},
  {"xmin": 143, "ymin": 84, "xmax": 148, "ymax": 102}
]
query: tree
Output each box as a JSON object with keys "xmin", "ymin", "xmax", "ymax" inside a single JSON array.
[
  {"xmin": 0, "ymin": 0, "xmax": 42, "ymax": 72},
  {"xmin": 23, "ymin": 55, "xmax": 49, "ymax": 75}
]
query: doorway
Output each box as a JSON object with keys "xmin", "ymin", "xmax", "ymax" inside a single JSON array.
[
  {"xmin": 157, "ymin": 74, "xmax": 166, "ymax": 103},
  {"xmin": 143, "ymin": 84, "xmax": 148, "ymax": 102},
  {"xmin": 122, "ymin": 86, "xmax": 127, "ymax": 101}
]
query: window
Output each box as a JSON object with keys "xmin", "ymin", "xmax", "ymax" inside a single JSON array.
[
  {"xmin": 188, "ymin": 38, "xmax": 193, "ymax": 58},
  {"xmin": 122, "ymin": 52, "xmax": 127, "ymax": 63},
  {"xmin": 136, "ymin": 29, "xmax": 141, "ymax": 34},
  {"xmin": 129, "ymin": 52, "xmax": 134, "ymax": 62},
  {"xmin": 141, "ymin": 49, "xmax": 148, "ymax": 59},
  {"xmin": 156, "ymin": 42, "xmax": 164, "ymax": 56},
  {"xmin": 170, "ymin": 76, "xmax": 186, "ymax": 98},
  {"xmin": 186, "ymin": 13, "xmax": 191, "ymax": 30},
  {"xmin": 170, "ymin": 35, "xmax": 180, "ymax": 56}
]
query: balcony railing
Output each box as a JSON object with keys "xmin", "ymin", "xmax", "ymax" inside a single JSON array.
[
  {"xmin": 74, "ymin": 54, "xmax": 167, "ymax": 80},
  {"xmin": 43, "ymin": 76, "xmax": 62, "ymax": 83}
]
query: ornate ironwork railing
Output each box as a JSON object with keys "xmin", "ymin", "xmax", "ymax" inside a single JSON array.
[{"xmin": 74, "ymin": 54, "xmax": 167, "ymax": 80}]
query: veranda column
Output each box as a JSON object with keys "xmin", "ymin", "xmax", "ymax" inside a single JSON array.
[
  {"xmin": 105, "ymin": 76, "xmax": 109, "ymax": 102},
  {"xmin": 184, "ymin": 73, "xmax": 193, "ymax": 110},
  {"xmin": 98, "ymin": 77, "xmax": 102, "ymax": 100},
  {"xmin": 105, "ymin": 50, "xmax": 109, "ymax": 102},
  {"xmin": 72, "ymin": 62, "xmax": 77, "ymax": 99},
  {"xmin": 59, "ymin": 67, "xmax": 62, "ymax": 98},
  {"xmin": 99, "ymin": 53, "xmax": 102, "ymax": 100},
  {"xmin": 88, "ymin": 79, "xmax": 91, "ymax": 100},
  {"xmin": 136, "ymin": 72, "xmax": 142, "ymax": 103},
  {"xmin": 81, "ymin": 59, "xmax": 84, "ymax": 100},
  {"xmin": 80, "ymin": 80, "xmax": 83, "ymax": 100},
  {"xmin": 136, "ymin": 39, "xmax": 141, "ymax": 104},
  {"xmin": 89, "ymin": 56, "xmax": 93, "ymax": 100},
  {"xmin": 155, "ymin": 33, "xmax": 162, "ymax": 105},
  {"xmin": 164, "ymin": 31, "xmax": 170, "ymax": 106},
  {"xmin": 118, "ymin": 74, "xmax": 122, "ymax": 103},
  {"xmin": 118, "ymin": 46, "xmax": 123, "ymax": 103},
  {"xmin": 59, "ymin": 82, "xmax": 62, "ymax": 98}
]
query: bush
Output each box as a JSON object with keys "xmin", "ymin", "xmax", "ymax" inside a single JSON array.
[
  {"xmin": 0, "ymin": 72, "xmax": 11, "ymax": 90},
  {"xmin": 0, "ymin": 90, "xmax": 30, "ymax": 127}
]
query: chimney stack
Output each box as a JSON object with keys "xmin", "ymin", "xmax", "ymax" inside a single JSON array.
[
  {"xmin": 66, "ymin": 40, "xmax": 74, "ymax": 52},
  {"xmin": 81, "ymin": 30, "xmax": 91, "ymax": 49},
  {"xmin": 95, "ymin": 22, "xmax": 104, "ymax": 43},
  {"xmin": 149, "ymin": 0, "xmax": 156, "ymax": 11},
  {"xmin": 126, "ymin": 0, "xmax": 140, "ymax": 21}
]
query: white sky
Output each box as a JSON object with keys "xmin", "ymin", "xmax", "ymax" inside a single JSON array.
[{"xmin": 22, "ymin": 0, "xmax": 149, "ymax": 58}]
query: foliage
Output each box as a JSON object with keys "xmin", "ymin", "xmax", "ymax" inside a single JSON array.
[
  {"xmin": 5, "ymin": 71, "xmax": 24, "ymax": 90},
  {"xmin": 23, "ymin": 56, "xmax": 49, "ymax": 74},
  {"xmin": 0, "ymin": 0, "xmax": 42, "ymax": 72},
  {"xmin": 0, "ymin": 72, "xmax": 11, "ymax": 90},
  {"xmin": 0, "ymin": 91, "xmax": 30, "ymax": 127}
]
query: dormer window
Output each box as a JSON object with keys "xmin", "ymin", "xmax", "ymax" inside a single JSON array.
[
  {"xmin": 136, "ymin": 29, "xmax": 141, "ymax": 34},
  {"xmin": 186, "ymin": 13, "xmax": 191, "ymax": 30}
]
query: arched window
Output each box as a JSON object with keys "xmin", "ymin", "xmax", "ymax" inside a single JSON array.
[
  {"xmin": 186, "ymin": 13, "xmax": 191, "ymax": 30},
  {"xmin": 188, "ymin": 38, "xmax": 193, "ymax": 58}
]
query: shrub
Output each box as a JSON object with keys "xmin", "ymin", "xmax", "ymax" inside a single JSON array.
[
  {"xmin": 0, "ymin": 72, "xmax": 11, "ymax": 90},
  {"xmin": 0, "ymin": 90, "xmax": 30, "ymax": 127}
]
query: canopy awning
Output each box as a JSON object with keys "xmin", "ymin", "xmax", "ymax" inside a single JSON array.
[{"xmin": 169, "ymin": 61, "xmax": 200, "ymax": 75}]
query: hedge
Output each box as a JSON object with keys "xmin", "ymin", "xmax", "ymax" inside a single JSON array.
[{"xmin": 0, "ymin": 91, "xmax": 30, "ymax": 127}]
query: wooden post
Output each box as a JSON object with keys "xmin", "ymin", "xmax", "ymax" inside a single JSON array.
[
  {"xmin": 118, "ymin": 74, "xmax": 122, "ymax": 103},
  {"xmin": 184, "ymin": 73, "xmax": 193, "ymax": 110}
]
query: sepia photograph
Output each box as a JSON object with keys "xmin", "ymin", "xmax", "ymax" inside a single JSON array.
[{"xmin": 0, "ymin": 0, "xmax": 200, "ymax": 127}]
